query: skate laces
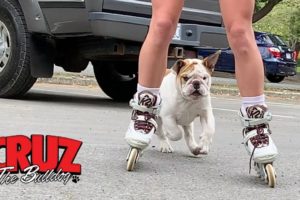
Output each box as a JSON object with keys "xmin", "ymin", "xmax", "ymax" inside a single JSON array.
[
  {"xmin": 132, "ymin": 111, "xmax": 157, "ymax": 133},
  {"xmin": 241, "ymin": 105, "xmax": 272, "ymax": 173},
  {"xmin": 244, "ymin": 125, "xmax": 271, "ymax": 173},
  {"xmin": 130, "ymin": 91, "xmax": 161, "ymax": 134}
]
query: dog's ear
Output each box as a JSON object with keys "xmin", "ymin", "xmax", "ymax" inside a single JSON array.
[
  {"xmin": 203, "ymin": 50, "xmax": 221, "ymax": 74},
  {"xmin": 171, "ymin": 59, "xmax": 187, "ymax": 75}
]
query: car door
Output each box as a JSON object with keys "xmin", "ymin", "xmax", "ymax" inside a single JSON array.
[{"xmin": 222, "ymin": 48, "xmax": 235, "ymax": 72}]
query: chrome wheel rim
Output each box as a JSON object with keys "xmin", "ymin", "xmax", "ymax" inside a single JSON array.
[{"xmin": 0, "ymin": 20, "xmax": 11, "ymax": 73}]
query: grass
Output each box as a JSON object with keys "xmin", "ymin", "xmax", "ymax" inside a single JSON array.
[{"xmin": 297, "ymin": 59, "xmax": 300, "ymax": 73}]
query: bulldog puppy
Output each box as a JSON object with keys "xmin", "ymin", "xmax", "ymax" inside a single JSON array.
[{"xmin": 156, "ymin": 51, "xmax": 220, "ymax": 155}]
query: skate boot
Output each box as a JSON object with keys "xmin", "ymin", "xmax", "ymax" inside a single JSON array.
[
  {"xmin": 125, "ymin": 91, "xmax": 161, "ymax": 171},
  {"xmin": 240, "ymin": 105, "xmax": 278, "ymax": 187}
]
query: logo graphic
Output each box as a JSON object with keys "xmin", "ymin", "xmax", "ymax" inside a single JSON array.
[{"xmin": 0, "ymin": 135, "xmax": 82, "ymax": 185}]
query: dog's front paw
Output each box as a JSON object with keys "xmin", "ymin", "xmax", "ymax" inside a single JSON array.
[
  {"xmin": 191, "ymin": 146, "xmax": 208, "ymax": 156},
  {"xmin": 159, "ymin": 140, "xmax": 174, "ymax": 153},
  {"xmin": 198, "ymin": 137, "xmax": 211, "ymax": 155}
]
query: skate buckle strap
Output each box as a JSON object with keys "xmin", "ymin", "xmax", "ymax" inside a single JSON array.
[
  {"xmin": 239, "ymin": 111, "xmax": 272, "ymax": 128},
  {"xmin": 243, "ymin": 128, "xmax": 269, "ymax": 145},
  {"xmin": 135, "ymin": 115, "xmax": 158, "ymax": 129},
  {"xmin": 129, "ymin": 99, "xmax": 160, "ymax": 115}
]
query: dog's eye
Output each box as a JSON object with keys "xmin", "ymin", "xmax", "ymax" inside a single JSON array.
[
  {"xmin": 183, "ymin": 76, "xmax": 189, "ymax": 81},
  {"xmin": 203, "ymin": 76, "xmax": 207, "ymax": 80}
]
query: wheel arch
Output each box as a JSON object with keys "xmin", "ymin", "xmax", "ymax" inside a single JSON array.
[
  {"xmin": 17, "ymin": 0, "xmax": 50, "ymax": 34},
  {"xmin": 16, "ymin": 0, "xmax": 54, "ymax": 78}
]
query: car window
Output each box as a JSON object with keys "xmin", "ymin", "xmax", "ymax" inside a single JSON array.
[
  {"xmin": 274, "ymin": 35, "xmax": 287, "ymax": 46},
  {"xmin": 268, "ymin": 34, "xmax": 287, "ymax": 46},
  {"xmin": 257, "ymin": 35, "xmax": 274, "ymax": 45}
]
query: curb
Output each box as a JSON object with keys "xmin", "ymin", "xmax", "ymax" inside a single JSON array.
[
  {"xmin": 37, "ymin": 74, "xmax": 300, "ymax": 100},
  {"xmin": 210, "ymin": 85, "xmax": 300, "ymax": 100},
  {"xmin": 37, "ymin": 75, "xmax": 98, "ymax": 87}
]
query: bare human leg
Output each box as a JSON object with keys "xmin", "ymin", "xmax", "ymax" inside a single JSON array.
[
  {"xmin": 125, "ymin": 1, "xmax": 184, "ymax": 171},
  {"xmin": 220, "ymin": 0, "xmax": 278, "ymax": 187}
]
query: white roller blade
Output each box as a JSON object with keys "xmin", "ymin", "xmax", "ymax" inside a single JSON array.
[
  {"xmin": 240, "ymin": 105, "xmax": 278, "ymax": 187},
  {"xmin": 125, "ymin": 91, "xmax": 161, "ymax": 171}
]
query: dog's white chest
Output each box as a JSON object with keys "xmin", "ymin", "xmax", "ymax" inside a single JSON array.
[{"xmin": 175, "ymin": 102, "xmax": 201, "ymax": 125}]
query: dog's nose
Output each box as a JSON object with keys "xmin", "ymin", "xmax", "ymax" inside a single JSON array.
[{"xmin": 192, "ymin": 80, "xmax": 200, "ymax": 89}]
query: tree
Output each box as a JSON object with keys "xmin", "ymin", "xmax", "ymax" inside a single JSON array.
[
  {"xmin": 253, "ymin": 0, "xmax": 283, "ymax": 22},
  {"xmin": 253, "ymin": 0, "xmax": 300, "ymax": 53},
  {"xmin": 288, "ymin": 9, "xmax": 300, "ymax": 55}
]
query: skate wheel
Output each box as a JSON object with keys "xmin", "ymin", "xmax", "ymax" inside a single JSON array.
[
  {"xmin": 127, "ymin": 148, "xmax": 139, "ymax": 171},
  {"xmin": 265, "ymin": 164, "xmax": 276, "ymax": 188}
]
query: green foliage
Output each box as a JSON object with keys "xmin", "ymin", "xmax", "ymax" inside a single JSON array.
[
  {"xmin": 254, "ymin": 0, "xmax": 300, "ymax": 48},
  {"xmin": 255, "ymin": 0, "xmax": 270, "ymax": 11},
  {"xmin": 255, "ymin": 0, "xmax": 265, "ymax": 10},
  {"xmin": 290, "ymin": 10, "xmax": 300, "ymax": 37},
  {"xmin": 289, "ymin": 9, "xmax": 300, "ymax": 42},
  {"xmin": 253, "ymin": 0, "xmax": 300, "ymax": 47}
]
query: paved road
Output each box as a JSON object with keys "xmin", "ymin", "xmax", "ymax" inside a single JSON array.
[{"xmin": 0, "ymin": 84, "xmax": 299, "ymax": 200}]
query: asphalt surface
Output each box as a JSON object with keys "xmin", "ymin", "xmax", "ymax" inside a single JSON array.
[{"xmin": 0, "ymin": 84, "xmax": 299, "ymax": 200}]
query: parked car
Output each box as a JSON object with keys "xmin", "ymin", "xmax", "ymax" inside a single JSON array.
[{"xmin": 198, "ymin": 31, "xmax": 297, "ymax": 83}]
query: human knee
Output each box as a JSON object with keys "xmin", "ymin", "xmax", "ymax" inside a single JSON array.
[
  {"xmin": 226, "ymin": 24, "xmax": 251, "ymax": 54},
  {"xmin": 150, "ymin": 18, "xmax": 177, "ymax": 44}
]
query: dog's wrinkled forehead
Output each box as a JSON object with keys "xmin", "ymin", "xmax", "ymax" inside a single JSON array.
[
  {"xmin": 172, "ymin": 50, "xmax": 220, "ymax": 77},
  {"xmin": 177, "ymin": 59, "xmax": 207, "ymax": 77}
]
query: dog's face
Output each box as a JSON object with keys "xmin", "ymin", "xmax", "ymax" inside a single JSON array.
[{"xmin": 171, "ymin": 51, "xmax": 220, "ymax": 100}]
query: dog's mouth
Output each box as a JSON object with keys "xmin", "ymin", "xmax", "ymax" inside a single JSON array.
[{"xmin": 191, "ymin": 90, "xmax": 202, "ymax": 96}]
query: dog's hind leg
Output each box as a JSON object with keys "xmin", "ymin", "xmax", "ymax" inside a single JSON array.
[
  {"xmin": 156, "ymin": 117, "xmax": 174, "ymax": 153},
  {"xmin": 183, "ymin": 123, "xmax": 202, "ymax": 156}
]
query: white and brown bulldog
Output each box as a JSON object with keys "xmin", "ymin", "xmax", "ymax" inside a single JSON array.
[{"xmin": 156, "ymin": 51, "xmax": 220, "ymax": 155}]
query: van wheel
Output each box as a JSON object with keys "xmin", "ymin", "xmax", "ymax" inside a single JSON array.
[
  {"xmin": 93, "ymin": 61, "xmax": 137, "ymax": 101},
  {"xmin": 0, "ymin": 0, "xmax": 36, "ymax": 98},
  {"xmin": 266, "ymin": 74, "xmax": 285, "ymax": 83}
]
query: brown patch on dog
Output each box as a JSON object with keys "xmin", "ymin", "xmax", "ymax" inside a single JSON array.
[
  {"xmin": 176, "ymin": 59, "xmax": 196, "ymax": 85},
  {"xmin": 172, "ymin": 59, "xmax": 187, "ymax": 75}
]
